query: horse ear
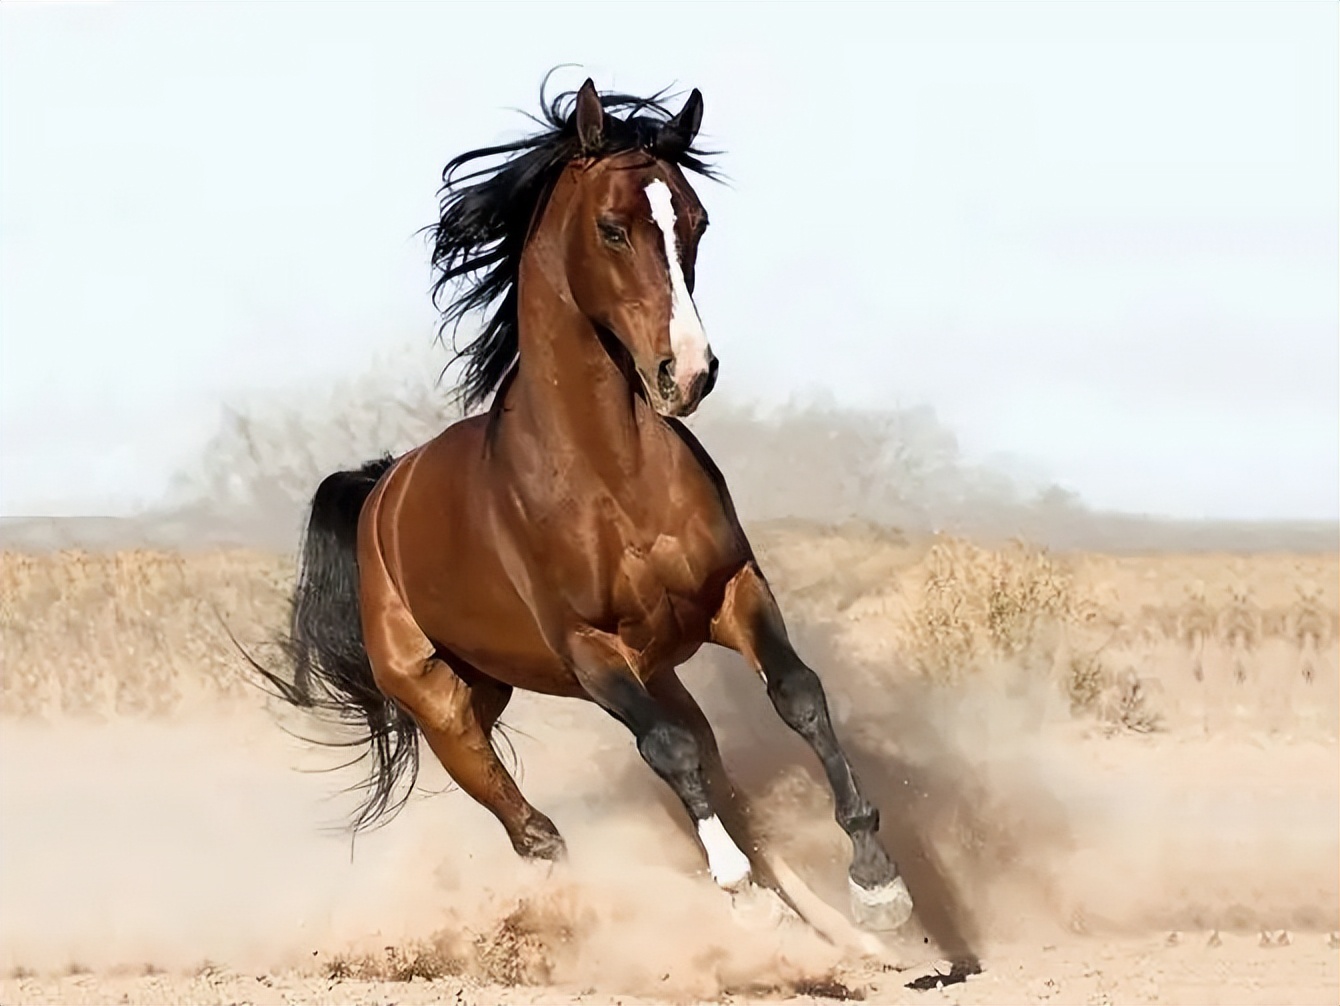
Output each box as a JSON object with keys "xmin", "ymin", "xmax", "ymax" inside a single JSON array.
[
  {"xmin": 575, "ymin": 78, "xmax": 604, "ymax": 153},
  {"xmin": 658, "ymin": 88, "xmax": 704, "ymax": 156}
]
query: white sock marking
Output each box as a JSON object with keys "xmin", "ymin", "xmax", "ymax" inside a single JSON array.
[
  {"xmin": 696, "ymin": 814, "xmax": 751, "ymax": 889},
  {"xmin": 644, "ymin": 179, "xmax": 711, "ymax": 383}
]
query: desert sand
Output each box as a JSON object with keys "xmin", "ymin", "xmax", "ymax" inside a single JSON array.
[{"xmin": 1, "ymin": 520, "xmax": 1336, "ymax": 1004}]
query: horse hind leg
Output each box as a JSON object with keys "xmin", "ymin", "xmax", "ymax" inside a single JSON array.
[{"xmin": 361, "ymin": 592, "xmax": 565, "ymax": 860}]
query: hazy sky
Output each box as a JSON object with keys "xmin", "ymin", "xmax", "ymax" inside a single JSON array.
[{"xmin": 2, "ymin": 2, "xmax": 1337, "ymax": 521}]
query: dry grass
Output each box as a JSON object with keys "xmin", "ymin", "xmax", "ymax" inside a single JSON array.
[
  {"xmin": 2, "ymin": 526, "xmax": 1336, "ymax": 735},
  {"xmin": 0, "ymin": 548, "xmax": 289, "ymax": 717}
]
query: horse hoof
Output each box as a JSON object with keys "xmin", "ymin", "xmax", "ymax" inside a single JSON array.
[
  {"xmin": 515, "ymin": 826, "xmax": 567, "ymax": 863},
  {"xmin": 849, "ymin": 875, "xmax": 914, "ymax": 931},
  {"xmin": 730, "ymin": 883, "xmax": 797, "ymax": 930}
]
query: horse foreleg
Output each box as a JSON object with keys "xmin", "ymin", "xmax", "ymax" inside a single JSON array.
[
  {"xmin": 644, "ymin": 669, "xmax": 742, "ymax": 819},
  {"xmin": 646, "ymin": 669, "xmax": 888, "ymax": 956},
  {"xmin": 570, "ymin": 631, "xmax": 751, "ymax": 891},
  {"xmin": 710, "ymin": 562, "xmax": 914, "ymax": 931}
]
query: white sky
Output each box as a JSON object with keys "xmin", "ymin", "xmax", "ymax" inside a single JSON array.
[{"xmin": 2, "ymin": 2, "xmax": 1337, "ymax": 521}]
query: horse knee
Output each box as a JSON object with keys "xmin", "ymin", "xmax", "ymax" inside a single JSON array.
[
  {"xmin": 637, "ymin": 720, "xmax": 701, "ymax": 778},
  {"xmin": 635, "ymin": 720, "xmax": 711, "ymax": 818},
  {"xmin": 766, "ymin": 659, "xmax": 828, "ymax": 735}
]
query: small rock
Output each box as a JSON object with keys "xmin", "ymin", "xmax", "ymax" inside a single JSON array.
[{"xmin": 1165, "ymin": 931, "xmax": 1180, "ymax": 947}]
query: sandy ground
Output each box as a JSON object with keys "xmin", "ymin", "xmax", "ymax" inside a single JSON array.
[{"xmin": 1, "ymin": 524, "xmax": 1337, "ymax": 1004}]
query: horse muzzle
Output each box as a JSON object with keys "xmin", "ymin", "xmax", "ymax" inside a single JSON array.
[{"xmin": 651, "ymin": 349, "xmax": 719, "ymax": 417}]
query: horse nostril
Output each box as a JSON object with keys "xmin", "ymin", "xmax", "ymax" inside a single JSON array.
[{"xmin": 657, "ymin": 358, "xmax": 676, "ymax": 399}]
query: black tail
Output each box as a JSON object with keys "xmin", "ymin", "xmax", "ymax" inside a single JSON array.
[{"xmin": 253, "ymin": 455, "xmax": 420, "ymax": 833}]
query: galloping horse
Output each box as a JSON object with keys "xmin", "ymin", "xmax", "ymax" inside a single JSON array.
[{"xmin": 263, "ymin": 79, "xmax": 913, "ymax": 932}]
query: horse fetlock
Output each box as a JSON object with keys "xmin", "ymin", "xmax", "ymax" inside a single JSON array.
[
  {"xmin": 838, "ymin": 801, "xmax": 880, "ymax": 838},
  {"xmin": 637, "ymin": 720, "xmax": 700, "ymax": 775},
  {"xmin": 847, "ymin": 800, "xmax": 911, "ymax": 932},
  {"xmin": 637, "ymin": 722, "xmax": 713, "ymax": 818},
  {"xmin": 848, "ymin": 827, "xmax": 896, "ymax": 888}
]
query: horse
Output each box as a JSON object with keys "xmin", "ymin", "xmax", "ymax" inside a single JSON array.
[{"xmin": 259, "ymin": 78, "xmax": 914, "ymax": 934}]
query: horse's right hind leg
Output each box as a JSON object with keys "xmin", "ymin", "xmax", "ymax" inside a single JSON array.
[{"xmin": 362, "ymin": 598, "xmax": 565, "ymax": 860}]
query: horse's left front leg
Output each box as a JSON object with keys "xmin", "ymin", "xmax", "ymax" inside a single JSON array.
[
  {"xmin": 711, "ymin": 561, "xmax": 914, "ymax": 931},
  {"xmin": 568, "ymin": 630, "xmax": 752, "ymax": 892}
]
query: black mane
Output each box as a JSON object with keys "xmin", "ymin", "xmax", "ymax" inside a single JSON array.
[{"xmin": 429, "ymin": 75, "xmax": 719, "ymax": 412}]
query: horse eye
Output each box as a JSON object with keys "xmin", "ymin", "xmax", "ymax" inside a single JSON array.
[{"xmin": 598, "ymin": 221, "xmax": 629, "ymax": 248}]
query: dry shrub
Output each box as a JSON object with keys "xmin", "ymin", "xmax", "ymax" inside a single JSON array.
[
  {"xmin": 883, "ymin": 536, "xmax": 1173, "ymax": 731},
  {"xmin": 1065, "ymin": 651, "xmax": 1108, "ymax": 715},
  {"xmin": 326, "ymin": 943, "xmax": 456, "ymax": 983},
  {"xmin": 326, "ymin": 940, "xmax": 455, "ymax": 984},
  {"xmin": 900, "ymin": 535, "xmax": 1095, "ymax": 683},
  {"xmin": 1066, "ymin": 654, "xmax": 1163, "ymax": 733},
  {"xmin": 1106, "ymin": 668, "xmax": 1163, "ymax": 733}
]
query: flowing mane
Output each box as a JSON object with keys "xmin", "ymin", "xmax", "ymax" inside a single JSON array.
[{"xmin": 429, "ymin": 76, "xmax": 719, "ymax": 412}]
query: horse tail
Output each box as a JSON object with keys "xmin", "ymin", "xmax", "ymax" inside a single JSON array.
[{"xmin": 252, "ymin": 454, "xmax": 421, "ymax": 833}]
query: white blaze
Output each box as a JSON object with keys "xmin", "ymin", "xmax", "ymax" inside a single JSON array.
[
  {"xmin": 696, "ymin": 814, "xmax": 751, "ymax": 889},
  {"xmin": 644, "ymin": 179, "xmax": 711, "ymax": 383}
]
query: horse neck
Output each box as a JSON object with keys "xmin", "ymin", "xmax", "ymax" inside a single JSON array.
[{"xmin": 504, "ymin": 245, "xmax": 647, "ymax": 469}]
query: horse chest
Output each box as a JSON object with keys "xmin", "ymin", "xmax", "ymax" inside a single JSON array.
[{"xmin": 602, "ymin": 532, "xmax": 721, "ymax": 657}]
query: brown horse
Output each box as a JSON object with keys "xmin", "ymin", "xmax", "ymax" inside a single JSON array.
[{"xmin": 262, "ymin": 78, "xmax": 913, "ymax": 932}]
